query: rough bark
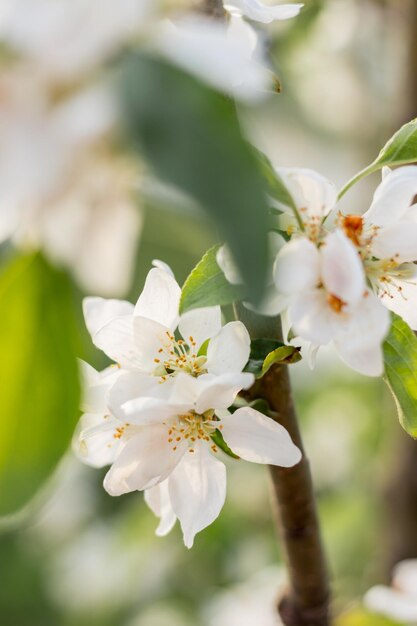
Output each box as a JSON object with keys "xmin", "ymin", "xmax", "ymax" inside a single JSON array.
[{"xmin": 236, "ymin": 306, "xmax": 331, "ymax": 626}]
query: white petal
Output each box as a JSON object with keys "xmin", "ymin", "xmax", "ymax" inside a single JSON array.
[
  {"xmin": 216, "ymin": 245, "xmax": 242, "ymax": 285},
  {"xmin": 371, "ymin": 222, "xmax": 417, "ymax": 263},
  {"xmin": 152, "ymin": 259, "xmax": 175, "ymax": 277},
  {"xmin": 206, "ymin": 321, "xmax": 251, "ymax": 375},
  {"xmin": 83, "ymin": 296, "xmax": 134, "ymax": 337},
  {"xmin": 133, "ymin": 316, "xmax": 173, "ymax": 372},
  {"xmin": 365, "ymin": 166, "xmax": 417, "ymax": 227},
  {"xmin": 321, "ymin": 230, "xmax": 365, "ymax": 304},
  {"xmin": 225, "ymin": 0, "xmax": 303, "ymax": 24},
  {"xmin": 333, "ymin": 292, "xmax": 390, "ymax": 352},
  {"xmin": 393, "ymin": 560, "xmax": 417, "ymax": 597},
  {"xmin": 335, "ymin": 341, "xmax": 384, "ymax": 377},
  {"xmin": 220, "ymin": 407, "xmax": 301, "ymax": 466},
  {"xmin": 93, "ymin": 315, "xmax": 141, "ymax": 368},
  {"xmin": 134, "ymin": 267, "xmax": 181, "ymax": 330},
  {"xmin": 364, "ymin": 585, "xmax": 417, "ymax": 622},
  {"xmin": 179, "ymin": 306, "xmax": 222, "ymax": 350},
  {"xmin": 379, "ymin": 266, "xmax": 417, "ymax": 330},
  {"xmin": 243, "ymin": 290, "xmax": 288, "ymax": 316},
  {"xmin": 275, "ymin": 167, "xmax": 337, "ymax": 222},
  {"xmin": 273, "ymin": 236, "xmax": 321, "ymax": 295},
  {"xmin": 107, "ymin": 370, "xmax": 165, "ymax": 420},
  {"xmin": 168, "ymin": 443, "xmax": 227, "ymax": 548},
  {"xmin": 195, "ymin": 372, "xmax": 254, "ymax": 414},
  {"xmin": 74, "ymin": 413, "xmax": 121, "ymax": 468},
  {"xmin": 118, "ymin": 397, "xmax": 191, "ymax": 425},
  {"xmin": 144, "ymin": 481, "xmax": 177, "ymax": 537},
  {"xmin": 104, "ymin": 425, "xmax": 186, "ymax": 495},
  {"xmin": 289, "ymin": 290, "xmax": 334, "ymax": 345}
]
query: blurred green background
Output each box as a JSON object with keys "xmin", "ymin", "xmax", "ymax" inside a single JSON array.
[{"xmin": 1, "ymin": 1, "xmax": 417, "ymax": 624}]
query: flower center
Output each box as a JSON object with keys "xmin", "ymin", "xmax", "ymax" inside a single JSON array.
[
  {"xmin": 342, "ymin": 215, "xmax": 363, "ymax": 246},
  {"xmin": 327, "ymin": 293, "xmax": 346, "ymax": 313},
  {"xmin": 153, "ymin": 331, "xmax": 208, "ymax": 379},
  {"xmin": 166, "ymin": 411, "xmax": 219, "ymax": 454}
]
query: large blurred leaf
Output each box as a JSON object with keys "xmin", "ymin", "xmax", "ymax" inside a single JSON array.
[
  {"xmin": 383, "ymin": 314, "xmax": 417, "ymax": 438},
  {"xmin": 0, "ymin": 254, "xmax": 80, "ymax": 516},
  {"xmin": 121, "ymin": 52, "xmax": 270, "ymax": 303},
  {"xmin": 180, "ymin": 245, "xmax": 244, "ymax": 313},
  {"xmin": 339, "ymin": 119, "xmax": 417, "ymax": 198},
  {"xmin": 256, "ymin": 150, "xmax": 296, "ymax": 210}
]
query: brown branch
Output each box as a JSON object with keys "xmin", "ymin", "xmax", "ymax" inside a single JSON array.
[
  {"xmin": 198, "ymin": 0, "xmax": 226, "ymax": 19},
  {"xmin": 236, "ymin": 305, "xmax": 331, "ymax": 626}
]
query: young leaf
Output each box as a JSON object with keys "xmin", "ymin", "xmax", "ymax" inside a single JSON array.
[
  {"xmin": 383, "ymin": 314, "xmax": 417, "ymax": 438},
  {"xmin": 180, "ymin": 245, "xmax": 244, "ymax": 313},
  {"xmin": 245, "ymin": 338, "xmax": 301, "ymax": 378},
  {"xmin": 0, "ymin": 253, "xmax": 81, "ymax": 516},
  {"xmin": 211, "ymin": 429, "xmax": 240, "ymax": 460},
  {"xmin": 121, "ymin": 52, "xmax": 270, "ymax": 304},
  {"xmin": 339, "ymin": 119, "xmax": 417, "ymax": 199}
]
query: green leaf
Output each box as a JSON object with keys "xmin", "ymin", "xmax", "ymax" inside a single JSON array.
[
  {"xmin": 180, "ymin": 245, "xmax": 244, "ymax": 313},
  {"xmin": 0, "ymin": 253, "xmax": 81, "ymax": 516},
  {"xmin": 339, "ymin": 119, "xmax": 417, "ymax": 199},
  {"xmin": 255, "ymin": 150, "xmax": 296, "ymax": 210},
  {"xmin": 121, "ymin": 52, "xmax": 270, "ymax": 303},
  {"xmin": 245, "ymin": 338, "xmax": 301, "ymax": 378},
  {"xmin": 211, "ymin": 429, "xmax": 240, "ymax": 460},
  {"xmin": 383, "ymin": 314, "xmax": 417, "ymax": 438}
]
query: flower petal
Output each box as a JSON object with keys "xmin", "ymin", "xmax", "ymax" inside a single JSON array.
[
  {"xmin": 133, "ymin": 316, "xmax": 172, "ymax": 372},
  {"xmin": 364, "ymin": 585, "xmax": 417, "ymax": 623},
  {"xmin": 144, "ymin": 481, "xmax": 177, "ymax": 537},
  {"xmin": 83, "ymin": 296, "xmax": 134, "ymax": 337},
  {"xmin": 333, "ymin": 291, "xmax": 390, "ymax": 352},
  {"xmin": 289, "ymin": 289, "xmax": 334, "ymax": 345},
  {"xmin": 93, "ymin": 315, "xmax": 141, "ymax": 368},
  {"xmin": 364, "ymin": 166, "xmax": 417, "ymax": 227},
  {"xmin": 103, "ymin": 425, "xmax": 186, "ymax": 495},
  {"xmin": 107, "ymin": 370, "xmax": 166, "ymax": 420},
  {"xmin": 273, "ymin": 237, "xmax": 321, "ymax": 295},
  {"xmin": 194, "ymin": 372, "xmax": 254, "ymax": 414},
  {"xmin": 74, "ymin": 412, "xmax": 121, "ymax": 468},
  {"xmin": 379, "ymin": 266, "xmax": 417, "ymax": 330},
  {"xmin": 335, "ymin": 340, "xmax": 385, "ymax": 377},
  {"xmin": 168, "ymin": 443, "xmax": 226, "ymax": 548},
  {"xmin": 178, "ymin": 306, "xmax": 222, "ymax": 350},
  {"xmin": 134, "ymin": 267, "xmax": 181, "ymax": 330},
  {"xmin": 206, "ymin": 321, "xmax": 250, "ymax": 375},
  {"xmin": 275, "ymin": 167, "xmax": 337, "ymax": 222},
  {"xmin": 225, "ymin": 0, "xmax": 303, "ymax": 24},
  {"xmin": 216, "ymin": 245, "xmax": 242, "ymax": 285},
  {"xmin": 371, "ymin": 222, "xmax": 417, "ymax": 263},
  {"xmin": 220, "ymin": 407, "xmax": 301, "ymax": 466},
  {"xmin": 321, "ymin": 230, "xmax": 365, "ymax": 304}
]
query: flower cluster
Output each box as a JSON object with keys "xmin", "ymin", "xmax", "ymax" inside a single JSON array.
[
  {"xmin": 74, "ymin": 263, "xmax": 301, "ymax": 547},
  {"xmin": 219, "ymin": 166, "xmax": 417, "ymax": 377}
]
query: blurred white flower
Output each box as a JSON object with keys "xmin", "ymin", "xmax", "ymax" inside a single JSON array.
[
  {"xmin": 204, "ymin": 566, "xmax": 285, "ymax": 626},
  {"xmin": 274, "ymin": 230, "xmax": 390, "ymax": 376},
  {"xmin": 224, "ymin": 0, "xmax": 303, "ymax": 25},
  {"xmin": 152, "ymin": 15, "xmax": 278, "ymax": 103},
  {"xmin": 364, "ymin": 559, "xmax": 417, "ymax": 624},
  {"xmin": 0, "ymin": 0, "xmax": 154, "ymax": 80}
]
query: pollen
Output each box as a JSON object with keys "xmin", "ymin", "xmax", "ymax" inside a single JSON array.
[
  {"xmin": 342, "ymin": 214, "xmax": 363, "ymax": 246},
  {"xmin": 327, "ymin": 293, "xmax": 346, "ymax": 313}
]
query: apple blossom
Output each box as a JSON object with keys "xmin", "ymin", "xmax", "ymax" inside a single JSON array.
[
  {"xmin": 273, "ymin": 230, "xmax": 390, "ymax": 376},
  {"xmin": 339, "ymin": 166, "xmax": 417, "ymax": 330},
  {"xmin": 224, "ymin": 0, "xmax": 303, "ymax": 25},
  {"xmin": 364, "ymin": 559, "xmax": 417, "ymax": 623},
  {"xmin": 83, "ymin": 264, "xmax": 253, "ymax": 383},
  {"xmin": 77, "ymin": 369, "xmax": 301, "ymax": 547}
]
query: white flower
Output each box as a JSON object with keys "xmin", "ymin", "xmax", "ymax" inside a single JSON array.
[
  {"xmin": 364, "ymin": 559, "xmax": 417, "ymax": 624},
  {"xmin": 78, "ymin": 371, "xmax": 301, "ymax": 547},
  {"xmin": 273, "ymin": 167, "xmax": 338, "ymax": 241},
  {"xmin": 83, "ymin": 264, "xmax": 253, "ymax": 382},
  {"xmin": 152, "ymin": 15, "xmax": 276, "ymax": 103},
  {"xmin": 340, "ymin": 166, "xmax": 417, "ymax": 330},
  {"xmin": 224, "ymin": 0, "xmax": 303, "ymax": 24},
  {"xmin": 274, "ymin": 230, "xmax": 390, "ymax": 376},
  {"xmin": 0, "ymin": 0, "xmax": 153, "ymax": 81}
]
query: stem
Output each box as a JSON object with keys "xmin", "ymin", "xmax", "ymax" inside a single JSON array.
[{"xmin": 236, "ymin": 305, "xmax": 331, "ymax": 626}]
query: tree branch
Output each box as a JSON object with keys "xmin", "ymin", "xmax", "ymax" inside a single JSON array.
[
  {"xmin": 198, "ymin": 0, "xmax": 226, "ymax": 18},
  {"xmin": 235, "ymin": 305, "xmax": 331, "ymax": 626}
]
